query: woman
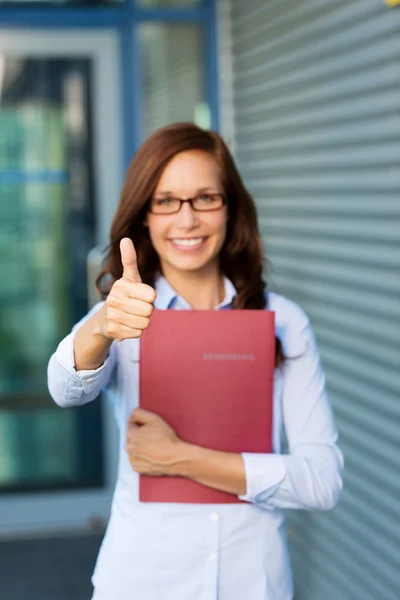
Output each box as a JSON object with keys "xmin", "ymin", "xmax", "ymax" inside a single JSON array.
[{"xmin": 48, "ymin": 122, "xmax": 343, "ymax": 600}]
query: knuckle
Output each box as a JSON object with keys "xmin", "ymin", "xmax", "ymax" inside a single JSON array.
[
  {"xmin": 105, "ymin": 320, "xmax": 115, "ymax": 334},
  {"xmin": 112, "ymin": 281, "xmax": 130, "ymax": 299},
  {"xmin": 144, "ymin": 303, "xmax": 154, "ymax": 318},
  {"xmin": 105, "ymin": 307, "xmax": 116, "ymax": 322},
  {"xmin": 129, "ymin": 281, "xmax": 142, "ymax": 294},
  {"xmin": 129, "ymin": 328, "xmax": 143, "ymax": 339},
  {"xmin": 110, "ymin": 280, "xmax": 123, "ymax": 294},
  {"xmin": 114, "ymin": 277, "xmax": 126, "ymax": 288},
  {"xmin": 148, "ymin": 288, "xmax": 157, "ymax": 303},
  {"xmin": 106, "ymin": 295, "xmax": 122, "ymax": 311},
  {"xmin": 140, "ymin": 284, "xmax": 156, "ymax": 304},
  {"xmin": 104, "ymin": 323, "xmax": 114, "ymax": 338},
  {"xmin": 107, "ymin": 324, "xmax": 123, "ymax": 342}
]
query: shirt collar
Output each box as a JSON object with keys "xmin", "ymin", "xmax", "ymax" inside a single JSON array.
[{"xmin": 153, "ymin": 274, "xmax": 237, "ymax": 311}]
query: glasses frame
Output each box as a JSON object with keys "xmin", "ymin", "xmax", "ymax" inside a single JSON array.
[{"xmin": 147, "ymin": 192, "xmax": 227, "ymax": 215}]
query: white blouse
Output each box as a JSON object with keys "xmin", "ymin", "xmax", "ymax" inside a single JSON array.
[{"xmin": 47, "ymin": 276, "xmax": 343, "ymax": 600}]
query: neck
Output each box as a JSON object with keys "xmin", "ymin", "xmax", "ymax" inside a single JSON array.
[{"xmin": 161, "ymin": 262, "xmax": 224, "ymax": 310}]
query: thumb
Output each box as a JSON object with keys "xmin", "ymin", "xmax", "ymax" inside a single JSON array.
[
  {"xmin": 120, "ymin": 237, "xmax": 142, "ymax": 283},
  {"xmin": 129, "ymin": 408, "xmax": 157, "ymax": 426}
]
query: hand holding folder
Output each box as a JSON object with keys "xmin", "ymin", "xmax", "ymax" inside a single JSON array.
[{"xmin": 139, "ymin": 309, "xmax": 275, "ymax": 503}]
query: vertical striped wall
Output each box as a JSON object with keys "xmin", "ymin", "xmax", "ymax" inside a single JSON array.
[{"xmin": 221, "ymin": 1, "xmax": 400, "ymax": 599}]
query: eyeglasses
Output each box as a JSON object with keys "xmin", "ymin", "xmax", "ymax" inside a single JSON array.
[{"xmin": 148, "ymin": 193, "xmax": 226, "ymax": 215}]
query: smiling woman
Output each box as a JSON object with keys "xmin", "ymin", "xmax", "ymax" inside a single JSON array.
[{"xmin": 47, "ymin": 122, "xmax": 343, "ymax": 600}]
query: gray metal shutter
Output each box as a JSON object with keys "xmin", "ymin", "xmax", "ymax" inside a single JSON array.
[{"xmin": 227, "ymin": 1, "xmax": 400, "ymax": 599}]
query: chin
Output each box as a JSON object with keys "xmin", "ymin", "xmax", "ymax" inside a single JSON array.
[
  {"xmin": 169, "ymin": 259, "xmax": 212, "ymax": 273},
  {"xmin": 164, "ymin": 253, "xmax": 219, "ymax": 274}
]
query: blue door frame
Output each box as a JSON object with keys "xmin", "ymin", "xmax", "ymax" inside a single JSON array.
[{"xmin": 0, "ymin": 0, "xmax": 219, "ymax": 171}]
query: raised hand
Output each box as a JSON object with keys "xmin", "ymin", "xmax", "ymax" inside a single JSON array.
[{"xmin": 100, "ymin": 238, "xmax": 157, "ymax": 342}]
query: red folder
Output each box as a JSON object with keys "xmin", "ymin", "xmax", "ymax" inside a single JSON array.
[{"xmin": 139, "ymin": 309, "xmax": 275, "ymax": 503}]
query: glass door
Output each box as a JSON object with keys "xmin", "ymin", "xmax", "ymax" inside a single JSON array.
[{"xmin": 0, "ymin": 29, "xmax": 122, "ymax": 535}]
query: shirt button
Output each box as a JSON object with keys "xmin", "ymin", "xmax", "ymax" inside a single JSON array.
[
  {"xmin": 210, "ymin": 512, "xmax": 219, "ymax": 522},
  {"xmin": 208, "ymin": 552, "xmax": 217, "ymax": 561}
]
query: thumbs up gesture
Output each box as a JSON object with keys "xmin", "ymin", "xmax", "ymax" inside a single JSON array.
[{"xmin": 100, "ymin": 238, "xmax": 157, "ymax": 342}]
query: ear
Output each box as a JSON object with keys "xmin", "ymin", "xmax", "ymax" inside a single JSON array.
[{"xmin": 143, "ymin": 215, "xmax": 149, "ymax": 227}]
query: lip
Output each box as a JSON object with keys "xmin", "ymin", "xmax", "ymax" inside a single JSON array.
[{"xmin": 168, "ymin": 236, "xmax": 208, "ymax": 252}]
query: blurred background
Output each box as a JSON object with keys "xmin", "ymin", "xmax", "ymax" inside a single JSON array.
[{"xmin": 0, "ymin": 0, "xmax": 399, "ymax": 599}]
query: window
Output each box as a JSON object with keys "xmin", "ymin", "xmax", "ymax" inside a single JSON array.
[
  {"xmin": 140, "ymin": 23, "xmax": 210, "ymax": 138},
  {"xmin": 0, "ymin": 57, "xmax": 103, "ymax": 491}
]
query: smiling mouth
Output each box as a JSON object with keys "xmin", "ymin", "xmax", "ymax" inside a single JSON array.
[{"xmin": 169, "ymin": 237, "xmax": 208, "ymax": 249}]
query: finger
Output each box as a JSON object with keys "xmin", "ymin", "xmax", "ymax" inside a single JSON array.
[
  {"xmin": 129, "ymin": 460, "xmax": 148, "ymax": 475},
  {"xmin": 111, "ymin": 281, "xmax": 156, "ymax": 306},
  {"xmin": 106, "ymin": 323, "xmax": 145, "ymax": 343},
  {"xmin": 129, "ymin": 407, "xmax": 157, "ymax": 426},
  {"xmin": 120, "ymin": 237, "xmax": 142, "ymax": 283},
  {"xmin": 106, "ymin": 309, "xmax": 151, "ymax": 333},
  {"xmin": 114, "ymin": 297, "xmax": 154, "ymax": 319},
  {"xmin": 125, "ymin": 283, "xmax": 157, "ymax": 305}
]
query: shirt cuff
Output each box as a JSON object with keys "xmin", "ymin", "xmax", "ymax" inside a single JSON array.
[
  {"xmin": 55, "ymin": 331, "xmax": 112, "ymax": 395},
  {"xmin": 239, "ymin": 453, "xmax": 286, "ymax": 503}
]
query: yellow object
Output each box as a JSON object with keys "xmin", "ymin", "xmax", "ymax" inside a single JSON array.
[{"xmin": 386, "ymin": 0, "xmax": 400, "ymax": 6}]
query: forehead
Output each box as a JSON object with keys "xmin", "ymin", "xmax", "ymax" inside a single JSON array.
[{"xmin": 155, "ymin": 150, "xmax": 221, "ymax": 194}]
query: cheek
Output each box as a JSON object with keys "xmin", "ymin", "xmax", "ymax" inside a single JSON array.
[
  {"xmin": 211, "ymin": 210, "xmax": 229, "ymax": 242},
  {"xmin": 146, "ymin": 219, "xmax": 166, "ymax": 249}
]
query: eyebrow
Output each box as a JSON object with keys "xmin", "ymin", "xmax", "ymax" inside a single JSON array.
[{"xmin": 155, "ymin": 187, "xmax": 220, "ymax": 196}]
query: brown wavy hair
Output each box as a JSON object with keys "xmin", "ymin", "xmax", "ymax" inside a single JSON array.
[{"xmin": 97, "ymin": 122, "xmax": 283, "ymax": 365}]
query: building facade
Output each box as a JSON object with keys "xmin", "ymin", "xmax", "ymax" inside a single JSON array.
[
  {"xmin": 0, "ymin": 1, "xmax": 399, "ymax": 599},
  {"xmin": 221, "ymin": 3, "xmax": 400, "ymax": 600}
]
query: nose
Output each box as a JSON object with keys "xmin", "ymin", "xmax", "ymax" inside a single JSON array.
[{"xmin": 175, "ymin": 200, "xmax": 199, "ymax": 229}]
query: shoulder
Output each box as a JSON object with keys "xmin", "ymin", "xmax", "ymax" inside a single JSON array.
[
  {"xmin": 266, "ymin": 291, "xmax": 309, "ymax": 328},
  {"xmin": 265, "ymin": 291, "xmax": 311, "ymax": 356}
]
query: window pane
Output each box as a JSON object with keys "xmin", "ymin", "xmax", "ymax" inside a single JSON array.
[
  {"xmin": 140, "ymin": 23, "xmax": 210, "ymax": 139},
  {"xmin": 0, "ymin": 58, "xmax": 103, "ymax": 492}
]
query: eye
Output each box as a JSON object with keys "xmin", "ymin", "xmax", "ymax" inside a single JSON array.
[
  {"xmin": 154, "ymin": 197, "xmax": 174, "ymax": 206},
  {"xmin": 197, "ymin": 194, "xmax": 214, "ymax": 203}
]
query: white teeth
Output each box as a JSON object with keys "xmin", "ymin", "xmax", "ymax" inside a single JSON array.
[{"xmin": 172, "ymin": 238, "xmax": 205, "ymax": 247}]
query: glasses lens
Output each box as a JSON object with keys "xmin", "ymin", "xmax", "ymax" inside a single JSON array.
[
  {"xmin": 151, "ymin": 197, "xmax": 180, "ymax": 213},
  {"xmin": 193, "ymin": 194, "xmax": 224, "ymax": 211}
]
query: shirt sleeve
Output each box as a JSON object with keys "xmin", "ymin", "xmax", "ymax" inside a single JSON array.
[
  {"xmin": 239, "ymin": 308, "xmax": 343, "ymax": 511},
  {"xmin": 47, "ymin": 302, "xmax": 117, "ymax": 408}
]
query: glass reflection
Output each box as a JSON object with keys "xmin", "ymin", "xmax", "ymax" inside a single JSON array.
[
  {"xmin": 140, "ymin": 23, "xmax": 210, "ymax": 138},
  {"xmin": 0, "ymin": 57, "xmax": 103, "ymax": 491}
]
